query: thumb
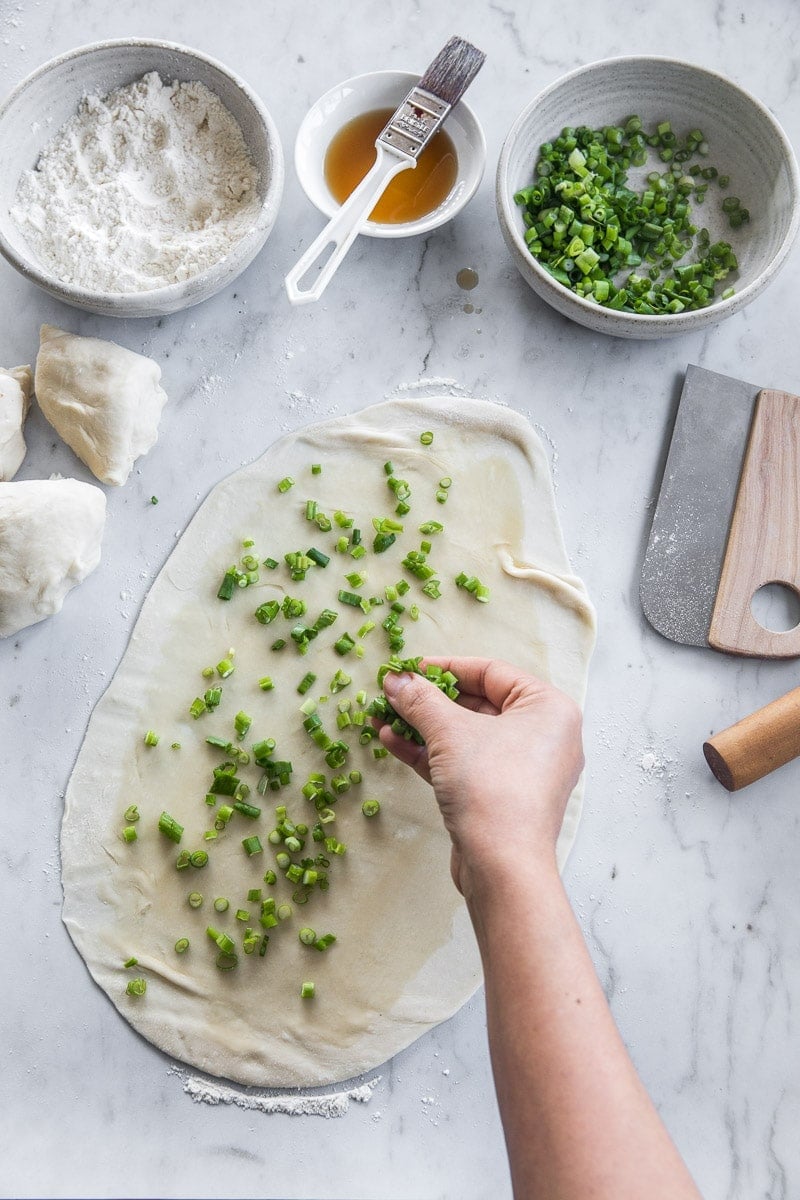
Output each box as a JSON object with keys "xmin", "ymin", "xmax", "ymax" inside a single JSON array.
[{"xmin": 383, "ymin": 670, "xmax": 460, "ymax": 742}]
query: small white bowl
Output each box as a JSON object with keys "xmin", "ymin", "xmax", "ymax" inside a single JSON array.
[
  {"xmin": 0, "ymin": 39, "xmax": 285, "ymax": 318},
  {"xmin": 496, "ymin": 57, "xmax": 800, "ymax": 339},
  {"xmin": 295, "ymin": 69, "xmax": 486, "ymax": 238}
]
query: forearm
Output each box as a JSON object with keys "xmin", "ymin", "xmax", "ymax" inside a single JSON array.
[{"xmin": 468, "ymin": 862, "xmax": 701, "ymax": 1200}]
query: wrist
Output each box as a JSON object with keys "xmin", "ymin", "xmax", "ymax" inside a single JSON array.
[{"xmin": 459, "ymin": 848, "xmax": 563, "ymax": 916}]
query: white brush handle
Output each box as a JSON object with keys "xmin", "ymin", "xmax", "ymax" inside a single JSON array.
[{"xmin": 285, "ymin": 144, "xmax": 415, "ymax": 305}]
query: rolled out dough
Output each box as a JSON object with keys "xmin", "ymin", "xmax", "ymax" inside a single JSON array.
[{"xmin": 61, "ymin": 395, "xmax": 595, "ymax": 1088}]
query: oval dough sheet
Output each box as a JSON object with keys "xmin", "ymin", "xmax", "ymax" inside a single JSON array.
[{"xmin": 61, "ymin": 395, "xmax": 596, "ymax": 1087}]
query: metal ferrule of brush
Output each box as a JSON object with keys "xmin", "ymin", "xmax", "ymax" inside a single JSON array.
[{"xmin": 378, "ymin": 87, "xmax": 451, "ymax": 160}]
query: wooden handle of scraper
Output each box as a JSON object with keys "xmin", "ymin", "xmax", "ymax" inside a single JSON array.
[
  {"xmin": 708, "ymin": 389, "xmax": 800, "ymax": 657},
  {"xmin": 703, "ymin": 686, "xmax": 800, "ymax": 790}
]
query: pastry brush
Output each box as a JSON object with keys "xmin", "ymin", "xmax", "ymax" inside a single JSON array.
[{"xmin": 285, "ymin": 36, "xmax": 485, "ymax": 305}]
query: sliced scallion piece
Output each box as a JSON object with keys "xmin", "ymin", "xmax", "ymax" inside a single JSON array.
[{"xmin": 158, "ymin": 811, "xmax": 184, "ymax": 844}]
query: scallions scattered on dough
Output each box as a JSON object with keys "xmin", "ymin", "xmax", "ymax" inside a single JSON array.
[{"xmin": 130, "ymin": 436, "xmax": 490, "ymax": 993}]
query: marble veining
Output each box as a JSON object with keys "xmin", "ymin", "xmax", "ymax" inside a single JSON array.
[{"xmin": 2, "ymin": 1, "xmax": 800, "ymax": 1197}]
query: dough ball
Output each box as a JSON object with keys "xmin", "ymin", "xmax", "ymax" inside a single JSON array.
[
  {"xmin": 0, "ymin": 478, "xmax": 106, "ymax": 638},
  {"xmin": 0, "ymin": 364, "xmax": 32, "ymax": 481},
  {"xmin": 34, "ymin": 325, "xmax": 168, "ymax": 486}
]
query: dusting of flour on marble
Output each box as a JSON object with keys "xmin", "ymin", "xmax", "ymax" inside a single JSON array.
[{"xmin": 169, "ymin": 1067, "xmax": 380, "ymax": 1117}]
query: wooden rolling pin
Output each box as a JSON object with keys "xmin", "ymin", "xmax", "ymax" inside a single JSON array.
[{"xmin": 703, "ymin": 686, "xmax": 800, "ymax": 790}]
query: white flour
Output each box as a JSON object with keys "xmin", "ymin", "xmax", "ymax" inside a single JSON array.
[
  {"xmin": 170, "ymin": 1067, "xmax": 380, "ymax": 1117},
  {"xmin": 12, "ymin": 71, "xmax": 260, "ymax": 292}
]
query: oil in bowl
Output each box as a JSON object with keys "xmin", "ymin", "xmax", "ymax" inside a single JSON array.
[{"xmin": 324, "ymin": 107, "xmax": 458, "ymax": 224}]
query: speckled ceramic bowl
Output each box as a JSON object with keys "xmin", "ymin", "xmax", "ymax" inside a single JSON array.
[
  {"xmin": 496, "ymin": 57, "xmax": 800, "ymax": 339},
  {"xmin": 0, "ymin": 39, "xmax": 284, "ymax": 318}
]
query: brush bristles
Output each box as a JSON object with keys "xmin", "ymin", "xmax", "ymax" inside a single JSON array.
[{"xmin": 417, "ymin": 36, "xmax": 485, "ymax": 106}]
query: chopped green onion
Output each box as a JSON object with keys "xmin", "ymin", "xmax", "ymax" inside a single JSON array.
[
  {"xmin": 514, "ymin": 119, "xmax": 741, "ymax": 313},
  {"xmin": 420, "ymin": 431, "xmax": 434, "ymax": 445},
  {"xmin": 298, "ymin": 926, "xmax": 317, "ymax": 945},
  {"xmin": 123, "ymin": 956, "xmax": 138, "ymax": 969},
  {"xmin": 143, "ymin": 730, "xmax": 159, "ymax": 747},
  {"xmin": 214, "ymin": 804, "xmax": 234, "ymax": 829},
  {"xmin": 455, "ymin": 571, "xmax": 491, "ymax": 603},
  {"xmin": 126, "ymin": 978, "xmax": 147, "ymax": 997},
  {"xmin": 297, "ymin": 671, "xmax": 317, "ymax": 695},
  {"xmin": 174, "ymin": 938, "xmax": 190, "ymax": 954},
  {"xmin": 254, "ymin": 600, "xmax": 280, "ymax": 625},
  {"xmin": 234, "ymin": 711, "xmax": 252, "ymax": 739},
  {"xmin": 242, "ymin": 835, "xmax": 263, "ymax": 856},
  {"xmin": 233, "ymin": 800, "xmax": 261, "ymax": 819},
  {"xmin": 300, "ymin": 981, "xmax": 315, "ymax": 999},
  {"xmin": 189, "ymin": 850, "xmax": 209, "ymax": 868},
  {"xmin": 188, "ymin": 892, "xmax": 204, "ymax": 908},
  {"xmin": 277, "ymin": 476, "xmax": 295, "ymax": 493},
  {"xmin": 217, "ymin": 567, "xmax": 239, "ymax": 600},
  {"xmin": 362, "ymin": 799, "xmax": 381, "ymax": 817},
  {"xmin": 158, "ymin": 811, "xmax": 184, "ymax": 844},
  {"xmin": 206, "ymin": 926, "xmax": 236, "ymax": 955},
  {"xmin": 121, "ymin": 826, "xmax": 138, "ymax": 843},
  {"xmin": 334, "ymin": 633, "xmax": 355, "ymax": 655}
]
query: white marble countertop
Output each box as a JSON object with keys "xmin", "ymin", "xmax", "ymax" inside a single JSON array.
[{"xmin": 3, "ymin": 1, "xmax": 800, "ymax": 1197}]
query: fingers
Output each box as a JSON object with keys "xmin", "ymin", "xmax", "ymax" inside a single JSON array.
[
  {"xmin": 420, "ymin": 656, "xmax": 547, "ymax": 711},
  {"xmin": 382, "ymin": 669, "xmax": 468, "ymax": 744},
  {"xmin": 377, "ymin": 722, "xmax": 431, "ymax": 782}
]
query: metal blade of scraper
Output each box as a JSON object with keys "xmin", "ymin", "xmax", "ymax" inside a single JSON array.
[{"xmin": 640, "ymin": 364, "xmax": 760, "ymax": 647}]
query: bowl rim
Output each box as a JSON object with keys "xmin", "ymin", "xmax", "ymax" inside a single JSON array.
[
  {"xmin": 294, "ymin": 67, "xmax": 487, "ymax": 239},
  {"xmin": 496, "ymin": 54, "xmax": 800, "ymax": 329},
  {"xmin": 0, "ymin": 37, "xmax": 285, "ymax": 309}
]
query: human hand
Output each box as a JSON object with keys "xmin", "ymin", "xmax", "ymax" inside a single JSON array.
[{"xmin": 377, "ymin": 657, "xmax": 584, "ymax": 898}]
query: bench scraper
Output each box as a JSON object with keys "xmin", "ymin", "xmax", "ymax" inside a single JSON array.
[
  {"xmin": 641, "ymin": 363, "xmax": 800, "ymax": 658},
  {"xmin": 641, "ymin": 364, "xmax": 800, "ymax": 790}
]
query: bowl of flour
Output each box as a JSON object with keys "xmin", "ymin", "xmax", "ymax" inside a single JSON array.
[{"xmin": 0, "ymin": 40, "xmax": 284, "ymax": 317}]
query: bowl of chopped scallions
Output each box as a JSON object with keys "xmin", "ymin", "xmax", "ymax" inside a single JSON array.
[{"xmin": 496, "ymin": 56, "xmax": 800, "ymax": 338}]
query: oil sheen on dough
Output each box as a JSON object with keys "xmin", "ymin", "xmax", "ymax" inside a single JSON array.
[{"xmin": 61, "ymin": 395, "xmax": 596, "ymax": 1088}]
